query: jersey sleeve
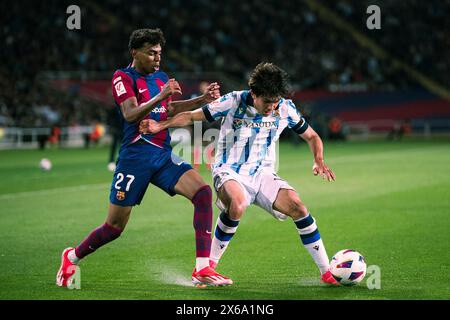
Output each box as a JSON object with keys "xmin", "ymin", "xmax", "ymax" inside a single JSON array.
[
  {"xmin": 112, "ymin": 71, "xmax": 135, "ymax": 105},
  {"xmin": 286, "ymin": 100, "xmax": 309, "ymax": 134},
  {"xmin": 202, "ymin": 91, "xmax": 238, "ymax": 122}
]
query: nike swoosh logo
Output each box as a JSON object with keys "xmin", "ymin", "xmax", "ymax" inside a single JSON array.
[
  {"xmin": 139, "ymin": 88, "xmax": 147, "ymax": 93},
  {"xmin": 206, "ymin": 231, "xmax": 211, "ymax": 234}
]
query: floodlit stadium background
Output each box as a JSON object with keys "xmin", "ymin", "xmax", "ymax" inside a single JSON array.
[{"xmin": 1, "ymin": 0, "xmax": 449, "ymax": 146}]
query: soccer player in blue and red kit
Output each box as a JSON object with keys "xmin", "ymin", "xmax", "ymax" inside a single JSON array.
[{"xmin": 56, "ymin": 28, "xmax": 232, "ymax": 288}]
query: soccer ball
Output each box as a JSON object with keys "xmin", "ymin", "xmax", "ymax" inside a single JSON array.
[
  {"xmin": 107, "ymin": 162, "xmax": 116, "ymax": 172},
  {"xmin": 330, "ymin": 249, "xmax": 367, "ymax": 286},
  {"xmin": 39, "ymin": 158, "xmax": 52, "ymax": 171}
]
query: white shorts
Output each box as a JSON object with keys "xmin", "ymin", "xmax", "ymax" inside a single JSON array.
[{"xmin": 212, "ymin": 167, "xmax": 295, "ymax": 221}]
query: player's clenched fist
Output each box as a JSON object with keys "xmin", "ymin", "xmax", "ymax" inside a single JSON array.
[
  {"xmin": 159, "ymin": 78, "xmax": 182, "ymax": 100},
  {"xmin": 202, "ymin": 82, "xmax": 221, "ymax": 103},
  {"xmin": 139, "ymin": 119, "xmax": 162, "ymax": 134}
]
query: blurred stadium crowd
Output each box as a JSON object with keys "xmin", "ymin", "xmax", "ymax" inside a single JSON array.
[{"xmin": 0, "ymin": 0, "xmax": 448, "ymax": 129}]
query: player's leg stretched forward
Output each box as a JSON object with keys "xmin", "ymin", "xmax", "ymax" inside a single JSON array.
[
  {"xmin": 272, "ymin": 189, "xmax": 338, "ymax": 285},
  {"xmin": 57, "ymin": 170, "xmax": 233, "ymax": 288},
  {"xmin": 56, "ymin": 204, "xmax": 130, "ymax": 287},
  {"xmin": 172, "ymin": 169, "xmax": 233, "ymax": 287},
  {"xmin": 209, "ymin": 180, "xmax": 248, "ymax": 270}
]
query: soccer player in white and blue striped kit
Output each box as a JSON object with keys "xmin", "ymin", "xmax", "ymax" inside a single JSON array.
[{"xmin": 139, "ymin": 63, "xmax": 338, "ymax": 285}]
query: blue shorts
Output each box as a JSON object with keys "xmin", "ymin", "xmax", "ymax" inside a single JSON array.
[{"xmin": 109, "ymin": 142, "xmax": 192, "ymax": 206}]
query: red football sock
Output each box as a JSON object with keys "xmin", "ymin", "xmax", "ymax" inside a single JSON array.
[
  {"xmin": 191, "ymin": 185, "xmax": 213, "ymax": 258},
  {"xmin": 75, "ymin": 223, "xmax": 122, "ymax": 259}
]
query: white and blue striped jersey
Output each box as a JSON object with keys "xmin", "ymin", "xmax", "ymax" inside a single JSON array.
[{"xmin": 202, "ymin": 90, "xmax": 309, "ymax": 176}]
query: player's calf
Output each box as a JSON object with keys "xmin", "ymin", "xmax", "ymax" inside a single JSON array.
[
  {"xmin": 275, "ymin": 190, "xmax": 308, "ymax": 220},
  {"xmin": 294, "ymin": 213, "xmax": 331, "ymax": 275},
  {"xmin": 75, "ymin": 223, "xmax": 123, "ymax": 259},
  {"xmin": 210, "ymin": 211, "xmax": 240, "ymax": 267},
  {"xmin": 191, "ymin": 185, "xmax": 213, "ymax": 271}
]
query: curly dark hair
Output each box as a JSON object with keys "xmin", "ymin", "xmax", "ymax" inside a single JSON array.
[
  {"xmin": 248, "ymin": 62, "xmax": 289, "ymax": 98},
  {"xmin": 128, "ymin": 28, "xmax": 166, "ymax": 50}
]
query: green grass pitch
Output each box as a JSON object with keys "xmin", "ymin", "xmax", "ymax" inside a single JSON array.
[{"xmin": 1, "ymin": 140, "xmax": 449, "ymax": 300}]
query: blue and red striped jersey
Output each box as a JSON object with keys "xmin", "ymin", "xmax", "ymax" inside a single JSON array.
[{"xmin": 111, "ymin": 66, "xmax": 172, "ymax": 150}]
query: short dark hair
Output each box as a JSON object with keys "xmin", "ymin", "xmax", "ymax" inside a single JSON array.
[
  {"xmin": 248, "ymin": 62, "xmax": 289, "ymax": 98},
  {"xmin": 128, "ymin": 28, "xmax": 166, "ymax": 50}
]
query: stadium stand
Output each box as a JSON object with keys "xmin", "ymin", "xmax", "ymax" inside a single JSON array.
[{"xmin": 1, "ymin": 0, "xmax": 448, "ymax": 145}]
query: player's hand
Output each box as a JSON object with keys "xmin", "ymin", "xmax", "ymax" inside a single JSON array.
[
  {"xmin": 159, "ymin": 79, "xmax": 182, "ymax": 100},
  {"xmin": 202, "ymin": 82, "xmax": 221, "ymax": 103},
  {"xmin": 139, "ymin": 119, "xmax": 162, "ymax": 134},
  {"xmin": 313, "ymin": 161, "xmax": 336, "ymax": 182}
]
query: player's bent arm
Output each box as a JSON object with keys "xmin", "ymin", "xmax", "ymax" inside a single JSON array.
[
  {"xmin": 120, "ymin": 79, "xmax": 181, "ymax": 123},
  {"xmin": 167, "ymin": 82, "xmax": 221, "ymax": 117},
  {"xmin": 161, "ymin": 108, "xmax": 207, "ymax": 130},
  {"xmin": 120, "ymin": 95, "xmax": 165, "ymax": 123},
  {"xmin": 167, "ymin": 96, "xmax": 208, "ymax": 117},
  {"xmin": 140, "ymin": 108, "xmax": 207, "ymax": 134}
]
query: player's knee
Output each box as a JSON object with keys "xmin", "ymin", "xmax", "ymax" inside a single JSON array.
[{"xmin": 228, "ymin": 201, "xmax": 246, "ymax": 220}]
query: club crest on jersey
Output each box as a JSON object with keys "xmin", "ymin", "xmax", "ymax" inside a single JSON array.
[
  {"xmin": 116, "ymin": 191, "xmax": 126, "ymax": 201},
  {"xmin": 232, "ymin": 119, "xmax": 244, "ymax": 129}
]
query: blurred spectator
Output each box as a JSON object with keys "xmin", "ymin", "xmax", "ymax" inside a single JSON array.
[
  {"xmin": 89, "ymin": 122, "xmax": 105, "ymax": 147},
  {"xmin": 48, "ymin": 125, "xmax": 62, "ymax": 147},
  {"xmin": 37, "ymin": 132, "xmax": 48, "ymax": 150},
  {"xmin": 107, "ymin": 107, "xmax": 123, "ymax": 171},
  {"xmin": 328, "ymin": 117, "xmax": 347, "ymax": 141},
  {"xmin": 387, "ymin": 119, "xmax": 412, "ymax": 140}
]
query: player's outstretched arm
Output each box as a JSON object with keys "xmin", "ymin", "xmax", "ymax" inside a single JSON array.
[
  {"xmin": 167, "ymin": 82, "xmax": 221, "ymax": 117},
  {"xmin": 300, "ymin": 126, "xmax": 336, "ymax": 182},
  {"xmin": 139, "ymin": 108, "xmax": 207, "ymax": 135}
]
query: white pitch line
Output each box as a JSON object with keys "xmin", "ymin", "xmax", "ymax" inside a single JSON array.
[{"xmin": 0, "ymin": 183, "xmax": 110, "ymax": 200}]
